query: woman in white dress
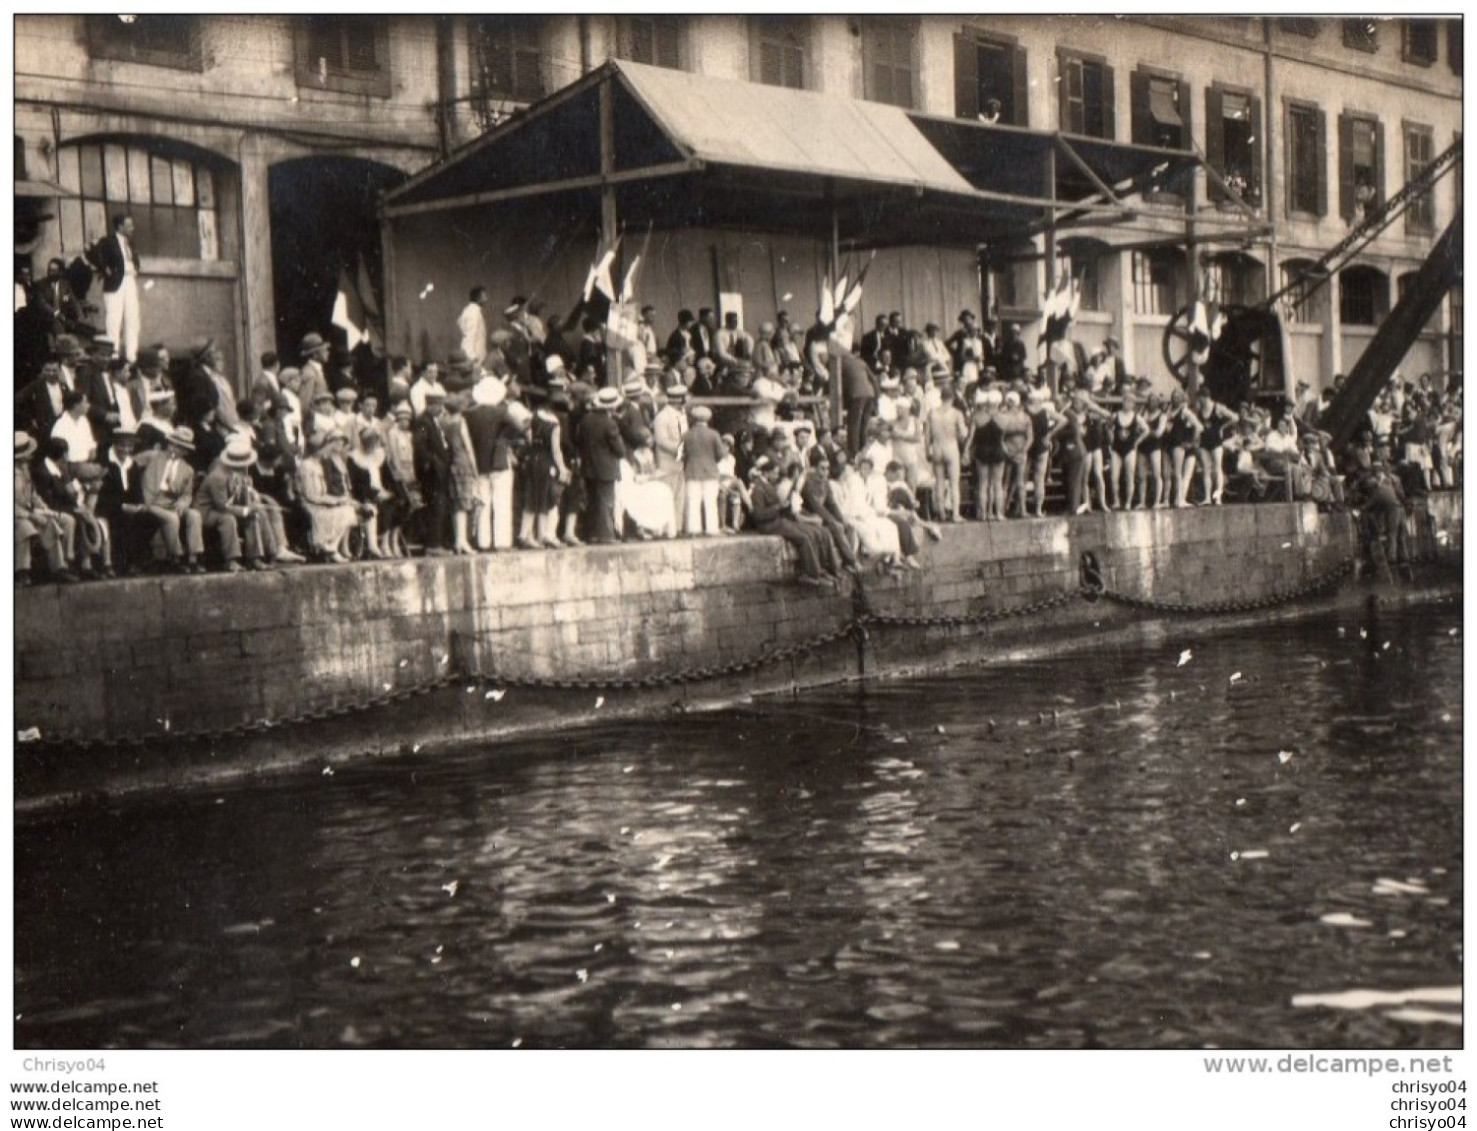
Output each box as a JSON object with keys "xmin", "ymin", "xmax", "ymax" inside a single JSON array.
[
  {"xmin": 619, "ymin": 440, "xmax": 677, "ymax": 539},
  {"xmin": 828, "ymin": 448, "xmax": 900, "ymax": 564}
]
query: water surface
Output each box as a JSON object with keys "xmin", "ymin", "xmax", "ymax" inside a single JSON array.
[{"xmin": 14, "ymin": 600, "xmax": 1462, "ymax": 1048}]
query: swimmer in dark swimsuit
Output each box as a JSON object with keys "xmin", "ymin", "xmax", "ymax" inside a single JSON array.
[
  {"xmin": 1164, "ymin": 388, "xmax": 1202, "ymax": 507},
  {"xmin": 1194, "ymin": 389, "xmax": 1240, "ymax": 505},
  {"xmin": 1135, "ymin": 392, "xmax": 1168, "ymax": 509},
  {"xmin": 996, "ymin": 388, "xmax": 1034, "ymax": 518},
  {"xmin": 1107, "ymin": 392, "xmax": 1149, "ymax": 510}
]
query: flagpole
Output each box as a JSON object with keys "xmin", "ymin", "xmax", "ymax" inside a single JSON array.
[{"xmin": 1043, "ymin": 141, "xmax": 1059, "ymax": 397}]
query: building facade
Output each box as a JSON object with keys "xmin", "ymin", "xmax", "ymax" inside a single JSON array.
[
  {"xmin": 16, "ymin": 15, "xmax": 1462, "ymax": 392},
  {"xmin": 15, "ymin": 14, "xmax": 450, "ymax": 383}
]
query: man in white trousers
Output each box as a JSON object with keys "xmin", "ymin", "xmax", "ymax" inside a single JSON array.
[{"xmin": 93, "ymin": 214, "xmax": 142, "ymax": 362}]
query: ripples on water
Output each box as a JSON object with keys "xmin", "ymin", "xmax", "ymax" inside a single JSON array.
[{"xmin": 14, "ymin": 601, "xmax": 1463, "ymax": 1049}]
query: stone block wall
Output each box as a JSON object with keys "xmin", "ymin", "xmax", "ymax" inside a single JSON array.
[{"xmin": 14, "ymin": 500, "xmax": 1393, "ymax": 755}]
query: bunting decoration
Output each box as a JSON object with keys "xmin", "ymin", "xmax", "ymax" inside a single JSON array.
[{"xmin": 1036, "ymin": 273, "xmax": 1079, "ymax": 360}]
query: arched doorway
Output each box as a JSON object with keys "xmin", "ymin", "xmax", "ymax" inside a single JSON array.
[{"xmin": 268, "ymin": 156, "xmax": 406, "ymax": 367}]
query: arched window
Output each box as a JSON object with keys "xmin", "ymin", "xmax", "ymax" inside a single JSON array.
[
  {"xmin": 55, "ymin": 139, "xmax": 222, "ymax": 261},
  {"xmin": 1339, "ymin": 264, "xmax": 1389, "ymax": 326}
]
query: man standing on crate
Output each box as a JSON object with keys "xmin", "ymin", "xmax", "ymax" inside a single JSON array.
[{"xmin": 89, "ymin": 214, "xmax": 143, "ymax": 363}]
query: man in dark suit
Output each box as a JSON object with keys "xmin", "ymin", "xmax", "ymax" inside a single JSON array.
[
  {"xmin": 690, "ymin": 308, "xmax": 718, "ymax": 363},
  {"xmin": 464, "ymin": 379, "xmax": 524, "ymax": 550},
  {"xmin": 16, "ymin": 358, "xmax": 70, "ymax": 441},
  {"xmin": 95, "ymin": 426, "xmax": 148, "ymax": 573},
  {"xmin": 81, "ymin": 356, "xmax": 138, "ymax": 455},
  {"xmin": 88, "ymin": 214, "xmax": 142, "ymax": 362},
  {"xmin": 839, "ymin": 346, "xmax": 878, "ymax": 457},
  {"xmin": 859, "ymin": 315, "xmax": 889, "ymax": 371},
  {"xmin": 665, "ymin": 309, "xmax": 697, "ymax": 368},
  {"xmin": 33, "ymin": 258, "xmax": 85, "ymax": 342},
  {"xmin": 576, "ymin": 387, "xmax": 626, "ymax": 543},
  {"xmin": 411, "ymin": 389, "xmax": 452, "ymax": 553}
]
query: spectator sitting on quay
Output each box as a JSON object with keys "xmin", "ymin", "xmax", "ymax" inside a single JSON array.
[
  {"xmin": 858, "ymin": 450, "xmax": 922, "ymax": 570},
  {"xmin": 15, "ymin": 431, "xmax": 77, "ymax": 584},
  {"xmin": 746, "ymin": 454, "xmax": 842, "ymax": 587},
  {"xmin": 35, "ymin": 435, "xmax": 111, "ymax": 579}
]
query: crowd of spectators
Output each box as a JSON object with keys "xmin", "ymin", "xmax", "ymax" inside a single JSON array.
[{"xmin": 12, "ymin": 289, "xmax": 1462, "ymax": 587}]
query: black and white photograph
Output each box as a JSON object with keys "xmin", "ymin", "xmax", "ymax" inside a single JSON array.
[{"xmin": 6, "ymin": 10, "xmax": 1466, "ymax": 1126}]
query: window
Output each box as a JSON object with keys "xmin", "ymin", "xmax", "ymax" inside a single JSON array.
[
  {"xmin": 864, "ymin": 19, "xmax": 917, "ymax": 109},
  {"xmin": 1338, "ymin": 113, "xmax": 1383, "ymax": 222},
  {"xmin": 1286, "ymin": 102, "xmax": 1326, "ymax": 217},
  {"xmin": 85, "ymin": 14, "xmax": 201, "ymax": 71},
  {"xmin": 1449, "ymin": 20, "xmax": 1463, "ymax": 75},
  {"xmin": 1131, "ymin": 69, "xmax": 1190, "ymax": 151},
  {"xmin": 1403, "ymin": 20, "xmax": 1439, "ymax": 65},
  {"xmin": 1202, "ymin": 252, "xmax": 1264, "ymax": 307},
  {"xmin": 1343, "ymin": 19, "xmax": 1379, "ymax": 53},
  {"xmin": 1339, "ymin": 264, "xmax": 1389, "ymax": 326},
  {"xmin": 750, "ymin": 16, "xmax": 808, "ymax": 90},
  {"xmin": 296, "ymin": 17, "xmax": 390, "ymax": 98},
  {"xmin": 1206, "ymin": 87, "xmax": 1262, "ymax": 205},
  {"xmin": 1058, "ymin": 241, "xmax": 1106, "ymax": 312},
  {"xmin": 55, "ymin": 141, "xmax": 220, "ymax": 262},
  {"xmin": 952, "ymin": 31, "xmax": 1026, "ymax": 125},
  {"xmin": 1058, "ymin": 51, "xmax": 1113, "ymax": 139},
  {"xmin": 1405, "ymin": 124, "xmax": 1436, "ymax": 234},
  {"xmin": 469, "ymin": 17, "xmax": 544, "ymax": 106},
  {"xmin": 620, "ymin": 17, "xmax": 682, "ymax": 70},
  {"xmin": 1279, "ymin": 259, "xmax": 1328, "ymax": 324},
  {"xmin": 1131, "ymin": 249, "xmax": 1186, "ymax": 316},
  {"xmin": 1278, "ymin": 18, "xmax": 1318, "ymax": 38}
]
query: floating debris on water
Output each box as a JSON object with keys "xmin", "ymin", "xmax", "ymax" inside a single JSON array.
[
  {"xmin": 1372, "ymin": 877, "xmax": 1429, "ymax": 896},
  {"xmin": 1229, "ymin": 672, "xmax": 1243, "ymax": 684},
  {"xmin": 671, "ymin": 1003, "xmax": 682, "ymax": 1011},
  {"xmin": 934, "ymin": 940, "xmax": 960, "ymax": 951},
  {"xmin": 576, "ymin": 969, "xmax": 588, "ymax": 983},
  {"xmin": 17, "ymin": 727, "xmax": 40, "ymax": 743},
  {"xmin": 1277, "ymin": 750, "xmax": 1294, "ymax": 764},
  {"xmin": 419, "ymin": 282, "xmax": 435, "ymax": 299},
  {"xmin": 322, "ymin": 766, "xmax": 334, "ymax": 777},
  {"xmin": 1289, "ymin": 822, "xmax": 1302, "ymax": 834},
  {"xmin": 1388, "ymin": 929, "xmax": 1408, "ymax": 939},
  {"xmin": 1177, "ymin": 649, "xmax": 1193, "ymax": 667},
  {"xmin": 622, "ymin": 765, "xmax": 634, "ymax": 774},
  {"xmin": 1235, "ymin": 798, "xmax": 1247, "ymax": 807},
  {"xmin": 511, "ymin": 1037, "xmax": 522, "ymax": 1048},
  {"xmin": 1193, "ymin": 951, "xmax": 1212, "ymax": 960},
  {"xmin": 1318, "ymin": 912, "xmax": 1373, "ymax": 928},
  {"xmin": 441, "ymin": 881, "xmax": 459, "ymax": 898},
  {"xmin": 398, "ymin": 659, "xmax": 409, "ymax": 668},
  {"xmin": 1359, "ymin": 628, "xmax": 1368, "ymax": 640},
  {"xmin": 1292, "ymin": 985, "xmax": 1458, "ymax": 1010},
  {"xmin": 935, "ymin": 725, "xmax": 946, "ymax": 734},
  {"xmin": 350, "ymin": 956, "xmax": 361, "ymax": 968},
  {"xmin": 484, "ymin": 689, "xmax": 506, "ymax": 701},
  {"xmin": 1232, "ymin": 849, "xmax": 1269, "ymax": 860}
]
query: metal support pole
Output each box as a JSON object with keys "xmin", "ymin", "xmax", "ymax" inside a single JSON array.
[
  {"xmin": 1043, "ymin": 141, "xmax": 1059, "ymax": 394},
  {"xmin": 598, "ymin": 74, "xmax": 621, "ymax": 387},
  {"xmin": 829, "ymin": 195, "xmax": 842, "ymax": 428}
]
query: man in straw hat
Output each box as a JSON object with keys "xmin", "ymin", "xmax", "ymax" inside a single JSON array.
[
  {"xmin": 651, "ymin": 380, "xmax": 689, "ymax": 531},
  {"xmin": 195, "ymin": 434, "xmax": 272, "ymax": 572},
  {"xmin": 15, "ymin": 431, "xmax": 78, "ymax": 584},
  {"xmin": 576, "ymin": 386, "xmax": 626, "ymax": 543},
  {"xmin": 140, "ymin": 424, "xmax": 206, "ymax": 573},
  {"xmin": 681, "ymin": 403, "xmax": 727, "ymax": 536}
]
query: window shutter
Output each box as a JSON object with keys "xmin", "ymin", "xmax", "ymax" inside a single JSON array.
[
  {"xmin": 1316, "ymin": 108, "xmax": 1329, "ymax": 217},
  {"xmin": 1248, "ymin": 94, "xmax": 1264, "ymax": 204},
  {"xmin": 1205, "ymin": 86, "xmax": 1226, "ymax": 201},
  {"xmin": 656, "ymin": 21, "xmax": 681, "ymax": 69},
  {"xmin": 1338, "ymin": 112, "xmax": 1355, "ymax": 220},
  {"xmin": 954, "ymin": 33, "xmax": 978, "ymax": 119},
  {"xmin": 1101, "ymin": 63, "xmax": 1116, "ymax": 140},
  {"xmin": 1130, "ymin": 69, "xmax": 1150, "ymax": 145},
  {"xmin": 1176, "ymin": 78, "xmax": 1192, "ymax": 148},
  {"xmin": 1374, "ymin": 119, "xmax": 1385, "ymax": 207},
  {"xmin": 1011, "ymin": 44, "xmax": 1030, "ymax": 127},
  {"xmin": 345, "ymin": 20, "xmax": 377, "ymax": 72}
]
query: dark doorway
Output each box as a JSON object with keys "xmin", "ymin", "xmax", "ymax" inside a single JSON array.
[{"xmin": 268, "ymin": 156, "xmax": 405, "ymax": 364}]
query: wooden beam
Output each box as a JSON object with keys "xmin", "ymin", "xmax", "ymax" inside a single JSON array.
[{"xmin": 383, "ymin": 160, "xmax": 703, "ymax": 219}]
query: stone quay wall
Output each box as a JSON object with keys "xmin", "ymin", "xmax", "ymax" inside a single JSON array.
[{"xmin": 14, "ymin": 495, "xmax": 1461, "ymax": 808}]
